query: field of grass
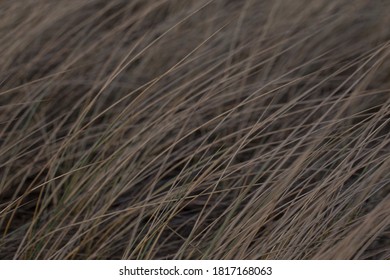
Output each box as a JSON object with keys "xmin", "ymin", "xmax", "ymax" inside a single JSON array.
[{"xmin": 0, "ymin": 0, "xmax": 389, "ymax": 259}]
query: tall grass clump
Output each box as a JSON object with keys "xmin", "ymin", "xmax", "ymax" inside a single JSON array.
[{"xmin": 0, "ymin": 0, "xmax": 389, "ymax": 259}]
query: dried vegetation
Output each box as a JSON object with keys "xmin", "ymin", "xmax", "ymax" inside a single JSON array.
[{"xmin": 0, "ymin": 0, "xmax": 389, "ymax": 259}]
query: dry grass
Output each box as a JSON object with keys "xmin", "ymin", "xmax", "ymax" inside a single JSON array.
[{"xmin": 0, "ymin": 0, "xmax": 389, "ymax": 259}]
